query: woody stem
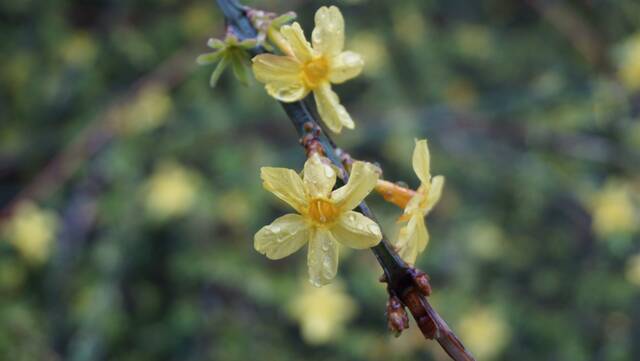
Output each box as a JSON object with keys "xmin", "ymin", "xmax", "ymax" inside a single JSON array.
[{"xmin": 215, "ymin": 1, "xmax": 476, "ymax": 360}]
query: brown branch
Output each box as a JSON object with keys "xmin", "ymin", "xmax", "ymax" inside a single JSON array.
[{"xmin": 216, "ymin": 0, "xmax": 476, "ymax": 359}]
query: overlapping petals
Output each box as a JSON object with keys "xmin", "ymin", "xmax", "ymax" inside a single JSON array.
[
  {"xmin": 394, "ymin": 140, "xmax": 445, "ymax": 265},
  {"xmin": 255, "ymin": 154, "xmax": 382, "ymax": 286},
  {"xmin": 251, "ymin": 6, "xmax": 364, "ymax": 133}
]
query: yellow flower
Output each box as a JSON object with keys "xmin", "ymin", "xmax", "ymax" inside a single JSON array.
[
  {"xmin": 252, "ymin": 6, "xmax": 364, "ymax": 133},
  {"xmin": 142, "ymin": 161, "xmax": 200, "ymax": 220},
  {"xmin": 255, "ymin": 154, "xmax": 382, "ymax": 286},
  {"xmin": 617, "ymin": 33, "xmax": 640, "ymax": 91},
  {"xmin": 589, "ymin": 180, "xmax": 637, "ymax": 237},
  {"xmin": 113, "ymin": 84, "xmax": 173, "ymax": 135},
  {"xmin": 394, "ymin": 140, "xmax": 444, "ymax": 264},
  {"xmin": 288, "ymin": 280, "xmax": 357, "ymax": 344},
  {"xmin": 458, "ymin": 306, "xmax": 510, "ymax": 360},
  {"xmin": 3, "ymin": 202, "xmax": 58, "ymax": 264},
  {"xmin": 625, "ymin": 254, "xmax": 640, "ymax": 287}
]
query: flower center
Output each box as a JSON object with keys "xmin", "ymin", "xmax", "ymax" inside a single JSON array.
[
  {"xmin": 307, "ymin": 198, "xmax": 339, "ymax": 224},
  {"xmin": 302, "ymin": 57, "xmax": 329, "ymax": 89}
]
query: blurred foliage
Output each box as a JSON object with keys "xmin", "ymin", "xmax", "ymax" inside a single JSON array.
[{"xmin": 1, "ymin": 0, "xmax": 640, "ymax": 360}]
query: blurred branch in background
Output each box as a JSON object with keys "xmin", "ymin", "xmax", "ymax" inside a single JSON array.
[
  {"xmin": 0, "ymin": 46, "xmax": 200, "ymax": 221},
  {"xmin": 527, "ymin": 0, "xmax": 610, "ymax": 71}
]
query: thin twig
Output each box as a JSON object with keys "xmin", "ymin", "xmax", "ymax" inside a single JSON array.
[{"xmin": 215, "ymin": 1, "xmax": 475, "ymax": 359}]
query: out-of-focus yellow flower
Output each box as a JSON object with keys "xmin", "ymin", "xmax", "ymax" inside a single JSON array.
[
  {"xmin": 458, "ymin": 307, "xmax": 510, "ymax": 360},
  {"xmin": 143, "ymin": 161, "xmax": 200, "ymax": 220},
  {"xmin": 255, "ymin": 154, "xmax": 381, "ymax": 286},
  {"xmin": 181, "ymin": 3, "xmax": 217, "ymax": 38},
  {"xmin": 349, "ymin": 32, "xmax": 388, "ymax": 76},
  {"xmin": 391, "ymin": 5, "xmax": 427, "ymax": 47},
  {"xmin": 60, "ymin": 32, "xmax": 97, "ymax": 67},
  {"xmin": 453, "ymin": 24, "xmax": 493, "ymax": 61},
  {"xmin": 625, "ymin": 254, "xmax": 640, "ymax": 287},
  {"xmin": 617, "ymin": 33, "xmax": 640, "ymax": 91},
  {"xmin": 113, "ymin": 84, "xmax": 173, "ymax": 135},
  {"xmin": 589, "ymin": 181, "xmax": 637, "ymax": 237},
  {"xmin": 393, "ymin": 140, "xmax": 444, "ymax": 265},
  {"xmin": 3, "ymin": 202, "xmax": 58, "ymax": 264},
  {"xmin": 466, "ymin": 221, "xmax": 505, "ymax": 260},
  {"xmin": 288, "ymin": 279, "xmax": 357, "ymax": 344},
  {"xmin": 252, "ymin": 6, "xmax": 364, "ymax": 133}
]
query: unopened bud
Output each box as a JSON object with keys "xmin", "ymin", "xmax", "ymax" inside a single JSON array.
[
  {"xmin": 386, "ymin": 296, "xmax": 409, "ymax": 336},
  {"xmin": 414, "ymin": 271, "xmax": 432, "ymax": 296}
]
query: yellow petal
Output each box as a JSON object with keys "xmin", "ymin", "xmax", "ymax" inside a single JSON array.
[
  {"xmin": 303, "ymin": 153, "xmax": 336, "ymax": 197},
  {"xmin": 312, "ymin": 6, "xmax": 344, "ymax": 57},
  {"xmin": 396, "ymin": 214, "xmax": 429, "ymax": 264},
  {"xmin": 254, "ymin": 214, "xmax": 310, "ymax": 259},
  {"xmin": 331, "ymin": 161, "xmax": 379, "ymax": 211},
  {"xmin": 330, "ymin": 211, "xmax": 382, "ymax": 249},
  {"xmin": 425, "ymin": 175, "xmax": 445, "ymax": 213},
  {"xmin": 403, "ymin": 192, "xmax": 425, "ymax": 216},
  {"xmin": 252, "ymin": 54, "xmax": 309, "ymax": 102},
  {"xmin": 329, "ymin": 51, "xmax": 364, "ymax": 84},
  {"xmin": 261, "ymin": 167, "xmax": 307, "ymax": 213},
  {"xmin": 281, "ymin": 23, "xmax": 314, "ymax": 62},
  {"xmin": 307, "ymin": 228, "xmax": 339, "ymax": 287},
  {"xmin": 314, "ymin": 83, "xmax": 354, "ymax": 133},
  {"xmin": 412, "ymin": 139, "xmax": 431, "ymax": 185}
]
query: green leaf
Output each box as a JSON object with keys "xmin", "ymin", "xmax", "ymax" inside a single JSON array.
[
  {"xmin": 196, "ymin": 51, "xmax": 223, "ymax": 65},
  {"xmin": 207, "ymin": 38, "xmax": 226, "ymax": 49},
  {"xmin": 239, "ymin": 38, "xmax": 258, "ymax": 50},
  {"xmin": 210, "ymin": 54, "xmax": 229, "ymax": 88},
  {"xmin": 230, "ymin": 50, "xmax": 249, "ymax": 86}
]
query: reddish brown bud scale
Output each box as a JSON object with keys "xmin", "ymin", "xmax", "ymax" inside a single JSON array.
[{"xmin": 386, "ymin": 295, "xmax": 409, "ymax": 336}]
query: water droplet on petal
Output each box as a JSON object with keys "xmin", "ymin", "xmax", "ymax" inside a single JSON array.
[
  {"xmin": 367, "ymin": 223, "xmax": 379, "ymax": 233},
  {"xmin": 324, "ymin": 166, "xmax": 333, "ymax": 178},
  {"xmin": 347, "ymin": 213, "xmax": 357, "ymax": 223},
  {"xmin": 322, "ymin": 256, "xmax": 332, "ymax": 269},
  {"xmin": 271, "ymin": 225, "xmax": 281, "ymax": 233}
]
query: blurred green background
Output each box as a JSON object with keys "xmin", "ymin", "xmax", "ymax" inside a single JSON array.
[{"xmin": 1, "ymin": 0, "xmax": 640, "ymax": 360}]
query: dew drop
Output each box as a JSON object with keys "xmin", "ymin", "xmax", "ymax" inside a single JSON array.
[
  {"xmin": 323, "ymin": 166, "xmax": 333, "ymax": 178},
  {"xmin": 321, "ymin": 242, "xmax": 330, "ymax": 251},
  {"xmin": 322, "ymin": 256, "xmax": 332, "ymax": 269},
  {"xmin": 367, "ymin": 224, "xmax": 379, "ymax": 233},
  {"xmin": 347, "ymin": 213, "xmax": 357, "ymax": 223},
  {"xmin": 271, "ymin": 225, "xmax": 281, "ymax": 233}
]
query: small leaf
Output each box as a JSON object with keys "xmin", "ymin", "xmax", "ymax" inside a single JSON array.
[
  {"xmin": 230, "ymin": 50, "xmax": 249, "ymax": 86},
  {"xmin": 239, "ymin": 38, "xmax": 258, "ymax": 50},
  {"xmin": 207, "ymin": 38, "xmax": 226, "ymax": 49},
  {"xmin": 196, "ymin": 51, "xmax": 223, "ymax": 65},
  {"xmin": 210, "ymin": 54, "xmax": 229, "ymax": 88}
]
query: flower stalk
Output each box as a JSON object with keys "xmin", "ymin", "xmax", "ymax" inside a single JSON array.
[{"xmin": 214, "ymin": 0, "xmax": 476, "ymax": 360}]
